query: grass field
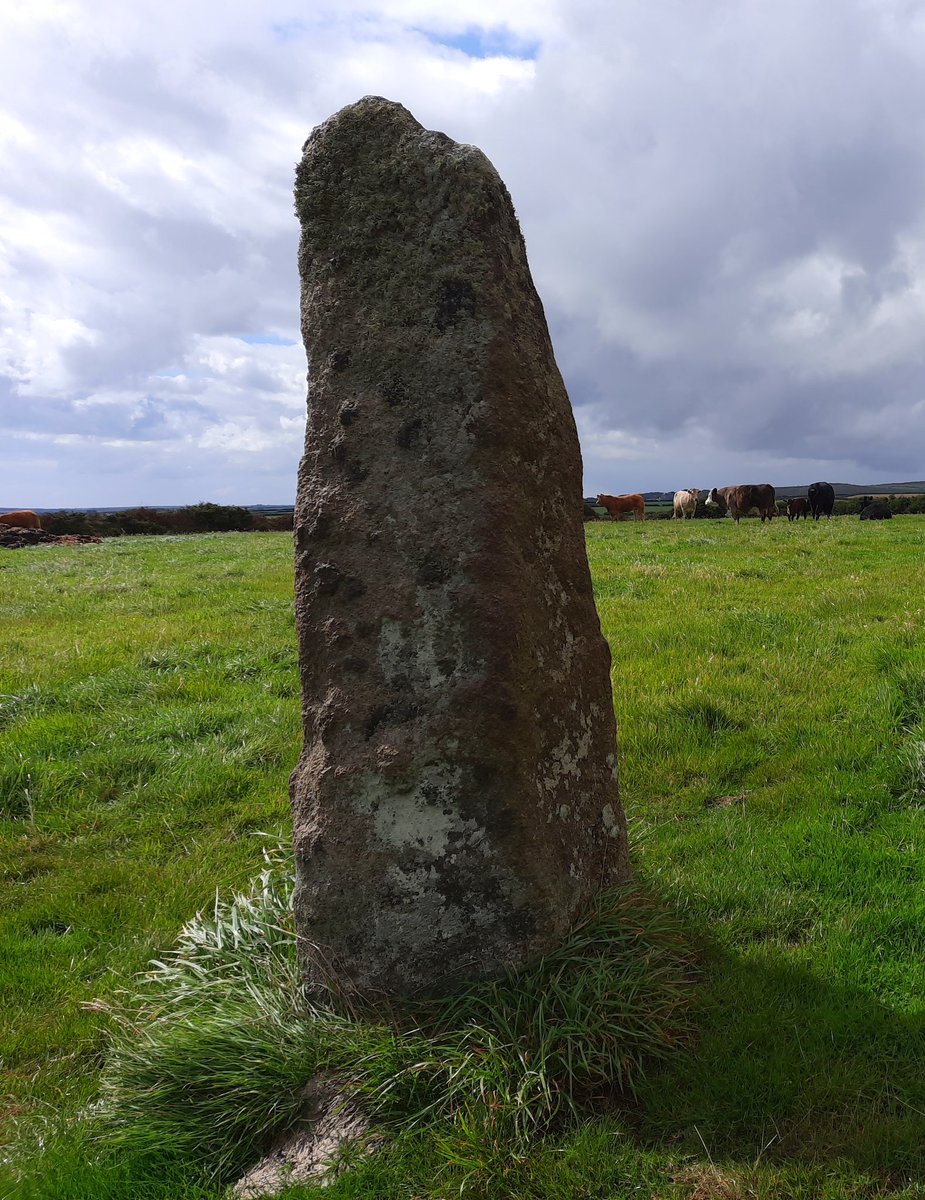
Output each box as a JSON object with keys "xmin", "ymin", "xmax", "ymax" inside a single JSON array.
[{"xmin": 2, "ymin": 518, "xmax": 925, "ymax": 1197}]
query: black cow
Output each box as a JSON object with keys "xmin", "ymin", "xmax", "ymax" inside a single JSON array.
[
  {"xmin": 808, "ymin": 481, "xmax": 835, "ymax": 520},
  {"xmin": 860, "ymin": 501, "xmax": 893, "ymax": 520}
]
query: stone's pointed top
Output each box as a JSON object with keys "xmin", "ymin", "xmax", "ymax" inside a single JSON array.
[
  {"xmin": 338, "ymin": 95, "xmax": 419, "ymax": 123},
  {"xmin": 297, "ymin": 96, "xmax": 490, "ymax": 186},
  {"xmin": 295, "ymin": 97, "xmax": 507, "ymax": 259},
  {"xmin": 300, "ymin": 96, "xmax": 422, "ymax": 154}
]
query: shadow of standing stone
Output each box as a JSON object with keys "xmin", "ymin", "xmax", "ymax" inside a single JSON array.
[{"xmin": 291, "ymin": 96, "xmax": 628, "ymax": 1002}]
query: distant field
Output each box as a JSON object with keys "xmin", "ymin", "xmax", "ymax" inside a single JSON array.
[{"xmin": 3, "ymin": 519, "xmax": 925, "ymax": 1197}]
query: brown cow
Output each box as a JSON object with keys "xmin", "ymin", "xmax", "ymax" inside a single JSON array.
[
  {"xmin": 705, "ymin": 485, "xmax": 776, "ymax": 523},
  {"xmin": 596, "ymin": 493, "xmax": 645, "ymax": 521},
  {"xmin": 787, "ymin": 497, "xmax": 809, "ymax": 521},
  {"xmin": 0, "ymin": 510, "xmax": 41, "ymax": 530},
  {"xmin": 672, "ymin": 488, "xmax": 700, "ymax": 519}
]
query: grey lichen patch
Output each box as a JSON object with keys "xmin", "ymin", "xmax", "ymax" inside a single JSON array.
[
  {"xmin": 601, "ymin": 805, "xmax": 622, "ymax": 837},
  {"xmin": 377, "ymin": 617, "xmax": 457, "ymax": 691},
  {"xmin": 541, "ymin": 724, "xmax": 594, "ymax": 793},
  {"xmin": 353, "ymin": 768, "xmax": 489, "ymax": 860}
]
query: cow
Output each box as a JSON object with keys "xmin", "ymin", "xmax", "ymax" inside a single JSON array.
[
  {"xmin": 808, "ymin": 481, "xmax": 835, "ymax": 520},
  {"xmin": 705, "ymin": 484, "xmax": 776, "ymax": 523},
  {"xmin": 860, "ymin": 501, "xmax": 892, "ymax": 520},
  {"xmin": 787, "ymin": 497, "xmax": 810, "ymax": 521},
  {"xmin": 672, "ymin": 489, "xmax": 700, "ymax": 519},
  {"xmin": 596, "ymin": 493, "xmax": 645, "ymax": 521},
  {"xmin": 0, "ymin": 510, "xmax": 41, "ymax": 530}
]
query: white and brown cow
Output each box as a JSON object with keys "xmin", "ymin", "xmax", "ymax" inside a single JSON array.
[
  {"xmin": 705, "ymin": 485, "xmax": 776, "ymax": 523},
  {"xmin": 672, "ymin": 489, "xmax": 700, "ymax": 519}
]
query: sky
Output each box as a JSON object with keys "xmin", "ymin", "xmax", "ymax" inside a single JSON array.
[{"xmin": 3, "ymin": 0, "xmax": 925, "ymax": 507}]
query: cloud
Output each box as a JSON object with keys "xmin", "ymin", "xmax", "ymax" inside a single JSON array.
[
  {"xmin": 3, "ymin": 0, "xmax": 925, "ymax": 505},
  {"xmin": 486, "ymin": 0, "xmax": 925, "ymax": 487}
]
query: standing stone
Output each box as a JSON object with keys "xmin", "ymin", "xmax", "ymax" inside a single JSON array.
[{"xmin": 291, "ymin": 97, "xmax": 628, "ymax": 1001}]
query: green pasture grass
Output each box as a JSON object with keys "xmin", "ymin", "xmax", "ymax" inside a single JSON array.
[
  {"xmin": 3, "ymin": 517, "xmax": 925, "ymax": 1198},
  {"xmin": 588, "ymin": 516, "xmax": 925, "ymax": 1185},
  {"xmin": 0, "ymin": 534, "xmax": 299, "ymax": 1132}
]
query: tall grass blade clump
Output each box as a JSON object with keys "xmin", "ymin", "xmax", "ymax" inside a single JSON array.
[
  {"xmin": 359, "ymin": 888, "xmax": 694, "ymax": 1149},
  {"xmin": 90, "ymin": 844, "xmax": 334, "ymax": 1181},
  {"xmin": 74, "ymin": 849, "xmax": 693, "ymax": 1188}
]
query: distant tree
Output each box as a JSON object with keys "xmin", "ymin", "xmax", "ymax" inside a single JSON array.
[
  {"xmin": 176, "ymin": 503, "xmax": 255, "ymax": 533},
  {"xmin": 104, "ymin": 508, "xmax": 169, "ymax": 535},
  {"xmin": 42, "ymin": 510, "xmax": 103, "ymax": 535},
  {"xmin": 252, "ymin": 514, "xmax": 294, "ymax": 531}
]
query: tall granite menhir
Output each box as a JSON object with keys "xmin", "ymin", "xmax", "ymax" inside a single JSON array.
[{"xmin": 291, "ymin": 97, "xmax": 628, "ymax": 1000}]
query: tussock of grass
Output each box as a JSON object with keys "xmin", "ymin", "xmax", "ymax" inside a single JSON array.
[
  {"xmin": 891, "ymin": 670, "xmax": 925, "ymax": 731},
  {"xmin": 65, "ymin": 850, "xmax": 689, "ymax": 1189},
  {"xmin": 417, "ymin": 889, "xmax": 691, "ymax": 1117},
  {"xmin": 665, "ymin": 699, "xmax": 744, "ymax": 735},
  {"xmin": 90, "ymin": 847, "xmax": 309, "ymax": 1177},
  {"xmin": 891, "ymin": 738, "xmax": 925, "ymax": 802}
]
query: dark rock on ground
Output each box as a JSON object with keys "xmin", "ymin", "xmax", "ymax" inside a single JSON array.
[
  {"xmin": 233, "ymin": 1078, "xmax": 374, "ymax": 1198},
  {"xmin": 0, "ymin": 527, "xmax": 102, "ymax": 549}
]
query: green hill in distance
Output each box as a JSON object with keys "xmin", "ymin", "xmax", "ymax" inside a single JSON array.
[{"xmin": 774, "ymin": 481, "xmax": 925, "ymax": 498}]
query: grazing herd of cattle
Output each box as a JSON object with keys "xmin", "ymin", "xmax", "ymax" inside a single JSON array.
[{"xmin": 596, "ymin": 481, "xmax": 841, "ymax": 523}]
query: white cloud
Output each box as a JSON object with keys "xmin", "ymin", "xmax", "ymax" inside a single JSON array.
[{"xmin": 4, "ymin": 0, "xmax": 925, "ymax": 506}]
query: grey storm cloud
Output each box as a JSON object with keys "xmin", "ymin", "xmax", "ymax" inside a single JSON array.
[{"xmin": 3, "ymin": 0, "xmax": 925, "ymax": 505}]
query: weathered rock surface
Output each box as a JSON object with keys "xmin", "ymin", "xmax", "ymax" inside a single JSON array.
[
  {"xmin": 0, "ymin": 528, "xmax": 101, "ymax": 550},
  {"xmin": 233, "ymin": 1079, "xmax": 373, "ymax": 1197},
  {"xmin": 291, "ymin": 96, "xmax": 628, "ymax": 1001}
]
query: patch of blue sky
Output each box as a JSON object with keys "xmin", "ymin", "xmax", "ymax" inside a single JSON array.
[
  {"xmin": 418, "ymin": 25, "xmax": 540, "ymax": 60},
  {"xmin": 271, "ymin": 19, "xmax": 308, "ymax": 41},
  {"xmin": 271, "ymin": 13, "xmax": 342, "ymax": 42},
  {"xmin": 238, "ymin": 333, "xmax": 298, "ymax": 346}
]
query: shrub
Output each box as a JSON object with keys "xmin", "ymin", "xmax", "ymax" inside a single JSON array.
[
  {"xmin": 253, "ymin": 514, "xmax": 294, "ymax": 532},
  {"xmin": 41, "ymin": 510, "xmax": 107, "ymax": 536},
  {"xmin": 174, "ymin": 503, "xmax": 255, "ymax": 533},
  {"xmin": 38, "ymin": 504, "xmax": 280, "ymax": 538}
]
